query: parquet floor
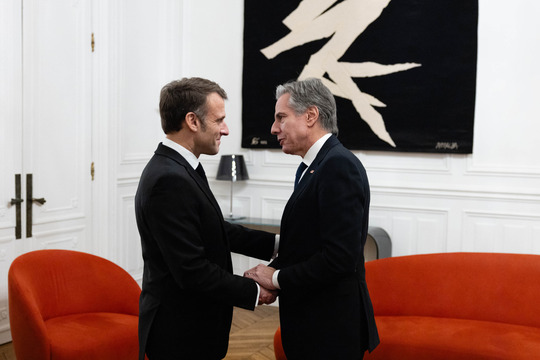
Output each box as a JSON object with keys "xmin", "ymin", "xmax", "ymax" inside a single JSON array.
[
  {"xmin": 0, "ymin": 342, "xmax": 14, "ymax": 360},
  {"xmin": 0, "ymin": 305, "xmax": 280, "ymax": 360},
  {"xmin": 225, "ymin": 305, "xmax": 280, "ymax": 360}
]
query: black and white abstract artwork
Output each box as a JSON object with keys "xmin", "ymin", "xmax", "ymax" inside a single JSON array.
[{"xmin": 242, "ymin": 0, "xmax": 478, "ymax": 153}]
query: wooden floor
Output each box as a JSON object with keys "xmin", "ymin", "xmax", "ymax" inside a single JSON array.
[
  {"xmin": 0, "ymin": 305, "xmax": 279, "ymax": 360},
  {"xmin": 225, "ymin": 305, "xmax": 280, "ymax": 360},
  {"xmin": 0, "ymin": 341, "xmax": 15, "ymax": 360}
]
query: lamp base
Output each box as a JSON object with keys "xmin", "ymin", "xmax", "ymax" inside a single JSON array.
[{"xmin": 224, "ymin": 215, "xmax": 246, "ymax": 221}]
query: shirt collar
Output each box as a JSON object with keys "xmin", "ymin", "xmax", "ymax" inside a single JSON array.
[
  {"xmin": 303, "ymin": 133, "xmax": 332, "ymax": 167},
  {"xmin": 162, "ymin": 138, "xmax": 199, "ymax": 170}
]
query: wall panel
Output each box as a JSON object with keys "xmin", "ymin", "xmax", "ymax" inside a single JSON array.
[
  {"xmin": 462, "ymin": 211, "xmax": 540, "ymax": 254},
  {"xmin": 93, "ymin": 0, "xmax": 183, "ymax": 270}
]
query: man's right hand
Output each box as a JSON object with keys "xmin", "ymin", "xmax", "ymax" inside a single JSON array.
[{"xmin": 258, "ymin": 286, "xmax": 278, "ymax": 305}]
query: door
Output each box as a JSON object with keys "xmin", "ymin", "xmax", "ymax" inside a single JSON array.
[
  {"xmin": 19, "ymin": 0, "xmax": 93, "ymax": 253},
  {"xmin": 0, "ymin": 0, "xmax": 93, "ymax": 343}
]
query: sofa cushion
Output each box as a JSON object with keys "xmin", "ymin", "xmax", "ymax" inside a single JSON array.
[
  {"xmin": 45, "ymin": 312, "xmax": 139, "ymax": 360},
  {"xmin": 366, "ymin": 316, "xmax": 540, "ymax": 360}
]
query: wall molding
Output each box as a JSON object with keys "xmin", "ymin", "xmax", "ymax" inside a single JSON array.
[
  {"xmin": 262, "ymin": 150, "xmax": 301, "ymax": 167},
  {"xmin": 261, "ymin": 196, "xmax": 289, "ymax": 219},
  {"xmin": 119, "ymin": 153, "xmax": 153, "ymax": 166},
  {"xmin": 371, "ymin": 184, "xmax": 540, "ymax": 201},
  {"xmin": 33, "ymin": 212, "xmax": 87, "ymax": 226},
  {"xmin": 463, "ymin": 209, "xmax": 540, "ymax": 222},
  {"xmin": 461, "ymin": 209, "xmax": 540, "ymax": 254},
  {"xmin": 361, "ymin": 151, "xmax": 454, "ymax": 174},
  {"xmin": 369, "ymin": 205, "xmax": 449, "ymax": 256},
  {"xmin": 33, "ymin": 225, "xmax": 86, "ymax": 250},
  {"xmin": 465, "ymin": 157, "xmax": 540, "ymax": 178}
]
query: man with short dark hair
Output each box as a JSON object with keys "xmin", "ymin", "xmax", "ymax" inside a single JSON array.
[{"xmin": 135, "ymin": 77, "xmax": 277, "ymax": 360}]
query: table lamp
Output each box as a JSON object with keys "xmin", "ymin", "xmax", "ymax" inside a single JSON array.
[{"xmin": 216, "ymin": 154, "xmax": 249, "ymax": 220}]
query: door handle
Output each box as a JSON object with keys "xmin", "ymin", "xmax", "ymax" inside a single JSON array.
[
  {"xmin": 12, "ymin": 174, "xmax": 23, "ymax": 239},
  {"xmin": 26, "ymin": 174, "xmax": 44, "ymax": 237},
  {"xmin": 25, "ymin": 174, "xmax": 47, "ymax": 237},
  {"xmin": 32, "ymin": 198, "xmax": 47, "ymax": 205}
]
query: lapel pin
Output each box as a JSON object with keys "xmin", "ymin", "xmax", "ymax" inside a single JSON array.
[{"xmin": 310, "ymin": 170, "xmax": 315, "ymax": 174}]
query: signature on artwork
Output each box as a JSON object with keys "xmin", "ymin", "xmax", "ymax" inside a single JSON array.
[{"xmin": 435, "ymin": 142, "xmax": 459, "ymax": 150}]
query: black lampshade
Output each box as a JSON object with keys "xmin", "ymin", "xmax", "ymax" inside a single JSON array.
[{"xmin": 216, "ymin": 155, "xmax": 249, "ymax": 182}]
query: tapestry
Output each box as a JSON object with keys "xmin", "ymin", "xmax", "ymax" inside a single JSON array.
[{"xmin": 242, "ymin": 0, "xmax": 478, "ymax": 153}]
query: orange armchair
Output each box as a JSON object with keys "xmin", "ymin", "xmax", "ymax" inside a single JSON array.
[
  {"xmin": 8, "ymin": 249, "xmax": 141, "ymax": 360},
  {"xmin": 274, "ymin": 326, "xmax": 287, "ymax": 360}
]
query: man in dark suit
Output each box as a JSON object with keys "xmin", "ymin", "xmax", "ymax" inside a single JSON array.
[
  {"xmin": 245, "ymin": 78, "xmax": 380, "ymax": 359},
  {"xmin": 135, "ymin": 77, "xmax": 278, "ymax": 360}
]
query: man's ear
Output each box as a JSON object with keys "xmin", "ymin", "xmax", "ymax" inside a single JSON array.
[
  {"xmin": 306, "ymin": 106, "xmax": 319, "ymax": 127},
  {"xmin": 185, "ymin": 112, "xmax": 199, "ymax": 132}
]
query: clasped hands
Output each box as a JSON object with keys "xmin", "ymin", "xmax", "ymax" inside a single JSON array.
[{"xmin": 244, "ymin": 264, "xmax": 277, "ymax": 305}]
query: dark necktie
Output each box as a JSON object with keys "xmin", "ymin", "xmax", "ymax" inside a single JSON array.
[
  {"xmin": 196, "ymin": 163, "xmax": 209, "ymax": 186},
  {"xmin": 294, "ymin": 162, "xmax": 308, "ymax": 189}
]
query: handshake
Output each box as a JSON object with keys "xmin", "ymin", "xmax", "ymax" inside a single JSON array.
[{"xmin": 244, "ymin": 264, "xmax": 278, "ymax": 305}]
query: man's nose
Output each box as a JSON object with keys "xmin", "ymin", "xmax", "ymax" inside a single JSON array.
[
  {"xmin": 222, "ymin": 121, "xmax": 229, "ymax": 136},
  {"xmin": 270, "ymin": 120, "xmax": 279, "ymax": 135}
]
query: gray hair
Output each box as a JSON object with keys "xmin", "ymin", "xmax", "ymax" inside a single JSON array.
[{"xmin": 275, "ymin": 78, "xmax": 338, "ymax": 135}]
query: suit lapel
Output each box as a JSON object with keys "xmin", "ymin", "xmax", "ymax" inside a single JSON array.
[
  {"xmin": 155, "ymin": 143, "xmax": 224, "ymax": 222},
  {"xmin": 281, "ymin": 135, "xmax": 340, "ymax": 223}
]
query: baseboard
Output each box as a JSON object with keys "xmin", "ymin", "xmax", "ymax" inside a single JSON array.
[{"xmin": 0, "ymin": 326, "xmax": 12, "ymax": 345}]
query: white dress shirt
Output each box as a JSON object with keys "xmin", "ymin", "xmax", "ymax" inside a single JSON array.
[{"xmin": 162, "ymin": 138, "xmax": 199, "ymax": 170}]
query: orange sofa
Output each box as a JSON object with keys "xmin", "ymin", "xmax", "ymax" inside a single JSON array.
[
  {"xmin": 363, "ymin": 252, "xmax": 540, "ymax": 359},
  {"xmin": 274, "ymin": 252, "xmax": 540, "ymax": 359}
]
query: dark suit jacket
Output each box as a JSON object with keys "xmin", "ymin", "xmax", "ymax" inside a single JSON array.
[
  {"xmin": 269, "ymin": 135, "xmax": 380, "ymax": 359},
  {"xmin": 135, "ymin": 143, "xmax": 275, "ymax": 360}
]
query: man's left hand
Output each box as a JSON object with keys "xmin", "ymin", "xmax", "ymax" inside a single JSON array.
[{"xmin": 244, "ymin": 264, "xmax": 277, "ymax": 290}]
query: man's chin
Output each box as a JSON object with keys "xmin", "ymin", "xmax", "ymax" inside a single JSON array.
[
  {"xmin": 281, "ymin": 146, "xmax": 293, "ymax": 155},
  {"xmin": 202, "ymin": 147, "xmax": 219, "ymax": 156}
]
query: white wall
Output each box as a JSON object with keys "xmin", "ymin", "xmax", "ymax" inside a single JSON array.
[
  {"xmin": 91, "ymin": 0, "xmax": 184, "ymax": 280},
  {"xmin": 183, "ymin": 0, "xmax": 540, "ymax": 262}
]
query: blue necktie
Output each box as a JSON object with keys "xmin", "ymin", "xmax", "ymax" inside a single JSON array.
[{"xmin": 294, "ymin": 162, "xmax": 308, "ymax": 189}]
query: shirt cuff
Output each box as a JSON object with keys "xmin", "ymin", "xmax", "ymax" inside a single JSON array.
[
  {"xmin": 272, "ymin": 234, "xmax": 280, "ymax": 259},
  {"xmin": 272, "ymin": 269, "xmax": 281, "ymax": 289},
  {"xmin": 254, "ymin": 282, "xmax": 260, "ymax": 308}
]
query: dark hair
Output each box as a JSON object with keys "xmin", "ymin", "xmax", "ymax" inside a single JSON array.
[
  {"xmin": 276, "ymin": 78, "xmax": 338, "ymax": 135},
  {"xmin": 159, "ymin": 77, "xmax": 228, "ymax": 134}
]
